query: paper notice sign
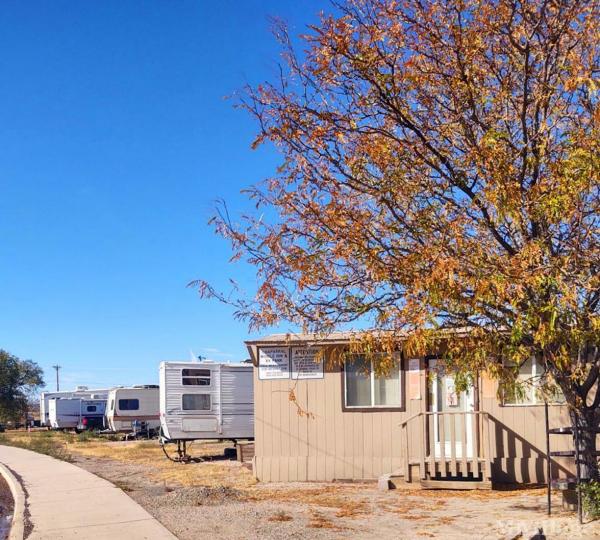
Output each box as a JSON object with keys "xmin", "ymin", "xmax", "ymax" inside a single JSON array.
[
  {"xmin": 258, "ymin": 347, "xmax": 290, "ymax": 380},
  {"xmin": 291, "ymin": 347, "xmax": 324, "ymax": 379}
]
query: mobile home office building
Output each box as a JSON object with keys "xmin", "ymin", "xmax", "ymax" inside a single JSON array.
[{"xmin": 246, "ymin": 333, "xmax": 574, "ymax": 487}]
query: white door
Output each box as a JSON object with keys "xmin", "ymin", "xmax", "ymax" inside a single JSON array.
[{"xmin": 428, "ymin": 359, "xmax": 475, "ymax": 458}]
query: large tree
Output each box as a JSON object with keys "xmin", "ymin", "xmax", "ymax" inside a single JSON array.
[
  {"xmin": 0, "ymin": 350, "xmax": 44, "ymax": 424},
  {"xmin": 199, "ymin": 1, "xmax": 600, "ymax": 477}
]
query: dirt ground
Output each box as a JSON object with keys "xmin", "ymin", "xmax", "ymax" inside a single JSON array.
[
  {"xmin": 69, "ymin": 440, "xmax": 600, "ymax": 539},
  {"xmin": 2, "ymin": 431, "xmax": 600, "ymax": 539},
  {"xmin": 0, "ymin": 473, "xmax": 13, "ymax": 540}
]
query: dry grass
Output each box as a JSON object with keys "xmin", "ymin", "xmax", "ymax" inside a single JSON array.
[
  {"xmin": 249, "ymin": 484, "xmax": 369, "ymax": 513},
  {"xmin": 1, "ymin": 431, "xmax": 256, "ymax": 489},
  {"xmin": 335, "ymin": 503, "xmax": 368, "ymax": 518},
  {"xmin": 393, "ymin": 486, "xmax": 545, "ymax": 500},
  {"xmin": 308, "ymin": 510, "xmax": 347, "ymax": 530},
  {"xmin": 380, "ymin": 496, "xmax": 447, "ymax": 520},
  {"xmin": 0, "ymin": 430, "xmax": 73, "ymax": 461},
  {"xmin": 267, "ymin": 510, "xmax": 293, "ymax": 522},
  {"xmin": 70, "ymin": 440, "xmax": 257, "ymax": 488}
]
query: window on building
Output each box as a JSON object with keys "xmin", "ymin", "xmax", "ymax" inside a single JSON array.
[
  {"xmin": 182, "ymin": 369, "xmax": 211, "ymax": 386},
  {"xmin": 118, "ymin": 399, "xmax": 140, "ymax": 411},
  {"xmin": 182, "ymin": 394, "xmax": 211, "ymax": 411},
  {"xmin": 86, "ymin": 405, "xmax": 97, "ymax": 412},
  {"xmin": 344, "ymin": 354, "xmax": 402, "ymax": 408},
  {"xmin": 503, "ymin": 357, "xmax": 565, "ymax": 405}
]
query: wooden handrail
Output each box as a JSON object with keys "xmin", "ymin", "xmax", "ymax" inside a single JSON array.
[
  {"xmin": 400, "ymin": 410, "xmax": 490, "ymax": 424},
  {"xmin": 399, "ymin": 411, "xmax": 423, "ymax": 427}
]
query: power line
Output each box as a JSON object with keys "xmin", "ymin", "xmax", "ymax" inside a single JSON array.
[{"xmin": 51, "ymin": 365, "xmax": 61, "ymax": 391}]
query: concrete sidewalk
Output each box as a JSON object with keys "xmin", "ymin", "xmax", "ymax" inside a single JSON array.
[{"xmin": 0, "ymin": 445, "xmax": 176, "ymax": 540}]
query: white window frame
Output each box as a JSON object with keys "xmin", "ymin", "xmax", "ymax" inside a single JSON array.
[
  {"xmin": 502, "ymin": 357, "xmax": 564, "ymax": 406},
  {"xmin": 343, "ymin": 353, "xmax": 403, "ymax": 409},
  {"xmin": 181, "ymin": 368, "xmax": 211, "ymax": 387}
]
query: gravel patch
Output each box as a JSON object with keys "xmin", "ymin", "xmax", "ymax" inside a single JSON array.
[
  {"xmin": 71, "ymin": 451, "xmax": 600, "ymax": 539},
  {"xmin": 158, "ymin": 486, "xmax": 245, "ymax": 507}
]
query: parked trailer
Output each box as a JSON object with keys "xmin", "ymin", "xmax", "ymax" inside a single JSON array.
[
  {"xmin": 48, "ymin": 397, "xmax": 107, "ymax": 430},
  {"xmin": 159, "ymin": 361, "xmax": 254, "ymax": 461},
  {"xmin": 40, "ymin": 387, "xmax": 110, "ymax": 426},
  {"xmin": 105, "ymin": 386, "xmax": 160, "ymax": 435}
]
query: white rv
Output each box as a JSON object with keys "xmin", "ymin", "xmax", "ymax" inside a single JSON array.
[
  {"xmin": 40, "ymin": 387, "xmax": 110, "ymax": 426},
  {"xmin": 48, "ymin": 397, "xmax": 107, "ymax": 430},
  {"xmin": 105, "ymin": 386, "xmax": 160, "ymax": 434},
  {"xmin": 159, "ymin": 361, "xmax": 254, "ymax": 442}
]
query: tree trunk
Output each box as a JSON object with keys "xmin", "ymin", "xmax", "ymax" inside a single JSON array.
[{"xmin": 570, "ymin": 408, "xmax": 600, "ymax": 481}]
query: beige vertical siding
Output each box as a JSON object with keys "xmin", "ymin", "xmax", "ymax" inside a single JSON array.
[
  {"xmin": 253, "ymin": 353, "xmax": 427, "ymax": 482},
  {"xmin": 253, "ymin": 352, "xmax": 576, "ymax": 484},
  {"xmin": 478, "ymin": 374, "xmax": 574, "ymax": 483}
]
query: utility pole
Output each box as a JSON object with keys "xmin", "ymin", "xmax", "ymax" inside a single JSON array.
[{"xmin": 52, "ymin": 365, "xmax": 61, "ymax": 391}]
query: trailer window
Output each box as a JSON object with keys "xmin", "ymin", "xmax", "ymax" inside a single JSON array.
[
  {"xmin": 86, "ymin": 405, "xmax": 97, "ymax": 412},
  {"xmin": 182, "ymin": 369, "xmax": 211, "ymax": 386},
  {"xmin": 118, "ymin": 399, "xmax": 139, "ymax": 411},
  {"xmin": 182, "ymin": 394, "xmax": 211, "ymax": 411}
]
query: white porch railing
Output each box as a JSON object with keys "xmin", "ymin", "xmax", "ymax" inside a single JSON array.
[{"xmin": 400, "ymin": 411, "xmax": 493, "ymax": 483}]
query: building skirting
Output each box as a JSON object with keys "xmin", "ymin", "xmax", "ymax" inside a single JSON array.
[{"xmin": 254, "ymin": 455, "xmax": 575, "ymax": 484}]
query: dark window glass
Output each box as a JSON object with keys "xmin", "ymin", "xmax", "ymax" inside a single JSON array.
[
  {"xmin": 182, "ymin": 378, "xmax": 210, "ymax": 386},
  {"xmin": 182, "ymin": 369, "xmax": 211, "ymax": 377},
  {"xmin": 182, "ymin": 368, "xmax": 211, "ymax": 386},
  {"xmin": 182, "ymin": 394, "xmax": 211, "ymax": 411},
  {"xmin": 86, "ymin": 405, "xmax": 97, "ymax": 412},
  {"xmin": 118, "ymin": 399, "xmax": 139, "ymax": 411}
]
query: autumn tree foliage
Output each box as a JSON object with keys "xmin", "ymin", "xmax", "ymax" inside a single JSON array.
[{"xmin": 198, "ymin": 1, "xmax": 600, "ymax": 475}]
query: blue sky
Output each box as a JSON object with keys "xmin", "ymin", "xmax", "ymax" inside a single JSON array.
[{"xmin": 0, "ymin": 1, "xmax": 325, "ymax": 391}]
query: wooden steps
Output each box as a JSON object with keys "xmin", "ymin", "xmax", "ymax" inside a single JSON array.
[
  {"xmin": 420, "ymin": 478, "xmax": 492, "ymax": 490},
  {"xmin": 236, "ymin": 441, "xmax": 255, "ymax": 463},
  {"xmin": 380, "ymin": 474, "xmax": 492, "ymax": 491},
  {"xmin": 379, "ymin": 466, "xmax": 492, "ymax": 491}
]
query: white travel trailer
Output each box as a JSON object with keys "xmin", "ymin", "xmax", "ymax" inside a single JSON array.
[
  {"xmin": 48, "ymin": 397, "xmax": 107, "ymax": 430},
  {"xmin": 159, "ymin": 361, "xmax": 254, "ymax": 444},
  {"xmin": 40, "ymin": 387, "xmax": 110, "ymax": 426},
  {"xmin": 105, "ymin": 386, "xmax": 160, "ymax": 434}
]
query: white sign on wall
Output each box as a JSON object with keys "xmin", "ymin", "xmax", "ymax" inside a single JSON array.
[
  {"xmin": 408, "ymin": 358, "xmax": 421, "ymax": 400},
  {"xmin": 291, "ymin": 347, "xmax": 324, "ymax": 379},
  {"xmin": 258, "ymin": 347, "xmax": 290, "ymax": 380}
]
